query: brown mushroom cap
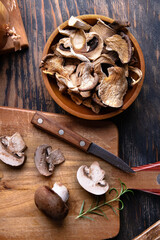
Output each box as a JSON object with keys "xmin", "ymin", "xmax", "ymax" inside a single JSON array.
[
  {"xmin": 77, "ymin": 161, "xmax": 109, "ymax": 195},
  {"xmin": 34, "ymin": 145, "xmax": 65, "ymax": 176},
  {"xmin": 34, "ymin": 186, "xmax": 69, "ymax": 220}
]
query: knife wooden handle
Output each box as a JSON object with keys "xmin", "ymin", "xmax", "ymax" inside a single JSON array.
[
  {"xmin": 132, "ymin": 161, "xmax": 160, "ymax": 195},
  {"xmin": 31, "ymin": 112, "xmax": 92, "ymax": 151},
  {"xmin": 132, "ymin": 220, "xmax": 160, "ymax": 240}
]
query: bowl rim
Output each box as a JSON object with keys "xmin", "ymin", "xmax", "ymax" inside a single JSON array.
[{"xmin": 42, "ymin": 14, "xmax": 145, "ymax": 120}]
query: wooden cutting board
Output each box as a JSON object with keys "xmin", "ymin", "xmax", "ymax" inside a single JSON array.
[
  {"xmin": 0, "ymin": 107, "xmax": 160, "ymax": 240},
  {"xmin": 0, "ymin": 0, "xmax": 28, "ymax": 55}
]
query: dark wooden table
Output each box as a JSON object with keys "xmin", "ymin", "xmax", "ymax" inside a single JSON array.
[{"xmin": 0, "ymin": 0, "xmax": 160, "ymax": 239}]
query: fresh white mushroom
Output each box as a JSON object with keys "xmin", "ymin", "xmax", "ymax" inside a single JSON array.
[{"xmin": 77, "ymin": 161, "xmax": 109, "ymax": 195}]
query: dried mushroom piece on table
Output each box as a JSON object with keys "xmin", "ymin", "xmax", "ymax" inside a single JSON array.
[
  {"xmin": 40, "ymin": 16, "xmax": 143, "ymax": 114},
  {"xmin": 0, "ymin": 132, "xmax": 27, "ymax": 166}
]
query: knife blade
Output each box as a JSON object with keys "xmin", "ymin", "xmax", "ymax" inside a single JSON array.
[{"xmin": 31, "ymin": 112, "xmax": 134, "ymax": 173}]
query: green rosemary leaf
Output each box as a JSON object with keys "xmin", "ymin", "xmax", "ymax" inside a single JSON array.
[
  {"xmin": 106, "ymin": 203, "xmax": 118, "ymax": 215},
  {"xmin": 79, "ymin": 200, "xmax": 85, "ymax": 215},
  {"xmin": 82, "ymin": 215, "xmax": 95, "ymax": 221},
  {"xmin": 96, "ymin": 208, "xmax": 108, "ymax": 220},
  {"xmin": 109, "ymin": 187, "xmax": 119, "ymax": 198},
  {"xmin": 90, "ymin": 211, "xmax": 104, "ymax": 216},
  {"xmin": 117, "ymin": 199, "xmax": 124, "ymax": 211}
]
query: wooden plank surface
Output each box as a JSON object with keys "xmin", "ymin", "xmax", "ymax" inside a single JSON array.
[
  {"xmin": 0, "ymin": 0, "xmax": 28, "ymax": 55},
  {"xmin": 0, "ymin": 107, "xmax": 120, "ymax": 240},
  {"xmin": 0, "ymin": 1, "xmax": 160, "ymax": 239}
]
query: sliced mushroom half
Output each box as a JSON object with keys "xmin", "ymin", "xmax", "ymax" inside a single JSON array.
[
  {"xmin": 34, "ymin": 145, "xmax": 65, "ymax": 176},
  {"xmin": 77, "ymin": 161, "xmax": 109, "ymax": 195},
  {"xmin": 0, "ymin": 132, "xmax": 26, "ymax": 166}
]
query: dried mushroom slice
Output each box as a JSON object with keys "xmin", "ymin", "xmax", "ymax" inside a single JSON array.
[
  {"xmin": 0, "ymin": 132, "xmax": 26, "ymax": 166},
  {"xmin": 98, "ymin": 66, "xmax": 128, "ymax": 108},
  {"xmin": 68, "ymin": 16, "xmax": 91, "ymax": 30},
  {"xmin": 105, "ymin": 34, "xmax": 131, "ymax": 64},
  {"xmin": 83, "ymin": 98, "xmax": 101, "ymax": 114},
  {"xmin": 76, "ymin": 62, "xmax": 99, "ymax": 91},
  {"xmin": 58, "ymin": 27, "xmax": 76, "ymax": 37},
  {"xmin": 55, "ymin": 73, "xmax": 79, "ymax": 92},
  {"xmin": 83, "ymin": 32, "xmax": 103, "ymax": 60},
  {"xmin": 40, "ymin": 54, "xmax": 69, "ymax": 77},
  {"xmin": 108, "ymin": 20, "xmax": 130, "ymax": 32},
  {"xmin": 90, "ymin": 18, "xmax": 116, "ymax": 41},
  {"xmin": 68, "ymin": 90, "xmax": 83, "ymax": 105},
  {"xmin": 128, "ymin": 66, "xmax": 142, "ymax": 86},
  {"xmin": 70, "ymin": 29, "xmax": 88, "ymax": 53}
]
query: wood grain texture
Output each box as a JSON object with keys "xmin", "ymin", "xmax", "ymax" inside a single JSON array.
[
  {"xmin": 0, "ymin": 107, "xmax": 120, "ymax": 240},
  {"xmin": 0, "ymin": 0, "xmax": 160, "ymax": 239}
]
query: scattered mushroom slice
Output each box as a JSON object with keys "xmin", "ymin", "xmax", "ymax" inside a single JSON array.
[
  {"xmin": 0, "ymin": 132, "xmax": 26, "ymax": 166},
  {"xmin": 34, "ymin": 145, "xmax": 65, "ymax": 176},
  {"xmin": 98, "ymin": 66, "xmax": 128, "ymax": 108},
  {"xmin": 76, "ymin": 62, "xmax": 99, "ymax": 91},
  {"xmin": 128, "ymin": 66, "xmax": 142, "ymax": 86},
  {"xmin": 105, "ymin": 34, "xmax": 130, "ymax": 64},
  {"xmin": 68, "ymin": 16, "xmax": 91, "ymax": 31},
  {"xmin": 90, "ymin": 18, "xmax": 116, "ymax": 41},
  {"xmin": 77, "ymin": 161, "xmax": 109, "ymax": 195},
  {"xmin": 34, "ymin": 184, "xmax": 69, "ymax": 220}
]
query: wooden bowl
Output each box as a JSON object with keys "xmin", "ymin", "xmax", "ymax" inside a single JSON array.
[{"xmin": 42, "ymin": 14, "xmax": 145, "ymax": 120}]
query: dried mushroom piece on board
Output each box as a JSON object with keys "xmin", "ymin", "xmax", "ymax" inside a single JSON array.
[{"xmin": 40, "ymin": 16, "xmax": 143, "ymax": 114}]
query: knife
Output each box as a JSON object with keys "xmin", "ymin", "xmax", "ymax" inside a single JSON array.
[{"xmin": 31, "ymin": 112, "xmax": 135, "ymax": 173}]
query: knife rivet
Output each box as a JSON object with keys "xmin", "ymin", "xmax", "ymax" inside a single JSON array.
[
  {"xmin": 157, "ymin": 174, "xmax": 160, "ymax": 185},
  {"xmin": 59, "ymin": 129, "xmax": 64, "ymax": 135},
  {"xmin": 37, "ymin": 118, "xmax": 43, "ymax": 124},
  {"xmin": 80, "ymin": 140, "xmax": 86, "ymax": 147}
]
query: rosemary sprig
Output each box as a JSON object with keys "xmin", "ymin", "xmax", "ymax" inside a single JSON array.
[{"xmin": 75, "ymin": 180, "xmax": 133, "ymax": 220}]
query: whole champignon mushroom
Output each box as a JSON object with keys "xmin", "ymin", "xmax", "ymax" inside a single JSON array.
[
  {"xmin": 0, "ymin": 132, "xmax": 26, "ymax": 166},
  {"xmin": 34, "ymin": 145, "xmax": 65, "ymax": 176},
  {"xmin": 34, "ymin": 182, "xmax": 69, "ymax": 220},
  {"xmin": 77, "ymin": 161, "xmax": 109, "ymax": 195}
]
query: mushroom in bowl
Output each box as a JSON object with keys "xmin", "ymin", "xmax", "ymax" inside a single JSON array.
[{"xmin": 40, "ymin": 15, "xmax": 145, "ymax": 120}]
